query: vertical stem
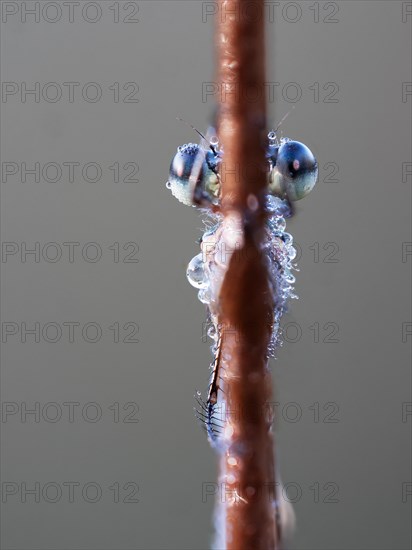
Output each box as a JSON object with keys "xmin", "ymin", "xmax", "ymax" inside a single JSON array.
[{"xmin": 215, "ymin": 1, "xmax": 280, "ymax": 549}]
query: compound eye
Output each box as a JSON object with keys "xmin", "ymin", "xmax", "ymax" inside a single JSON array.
[
  {"xmin": 169, "ymin": 143, "xmax": 201, "ymax": 181},
  {"xmin": 276, "ymin": 140, "xmax": 318, "ymax": 201},
  {"xmin": 167, "ymin": 143, "xmax": 203, "ymax": 206}
]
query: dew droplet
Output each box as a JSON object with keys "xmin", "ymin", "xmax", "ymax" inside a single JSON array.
[
  {"xmin": 276, "ymin": 217, "xmax": 286, "ymax": 232},
  {"xmin": 288, "ymin": 247, "xmax": 297, "ymax": 260},
  {"xmin": 268, "ymin": 131, "xmax": 277, "ymax": 145},
  {"xmin": 207, "ymin": 324, "xmax": 217, "ymax": 340},
  {"xmin": 227, "ymin": 474, "xmax": 236, "ymax": 485},
  {"xmin": 265, "ymin": 195, "xmax": 279, "ymax": 213},
  {"xmin": 228, "ymin": 456, "xmax": 238, "ymax": 467},
  {"xmin": 210, "ymin": 136, "xmax": 219, "ymax": 148},
  {"xmin": 198, "ymin": 287, "xmax": 211, "ymax": 304},
  {"xmin": 247, "ymin": 194, "xmax": 259, "ymax": 212},
  {"xmin": 285, "ymin": 272, "xmax": 296, "ymax": 284},
  {"xmin": 186, "ymin": 254, "xmax": 207, "ymax": 289}
]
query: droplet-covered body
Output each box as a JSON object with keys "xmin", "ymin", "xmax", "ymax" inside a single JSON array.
[{"xmin": 166, "ymin": 128, "xmax": 317, "ymax": 446}]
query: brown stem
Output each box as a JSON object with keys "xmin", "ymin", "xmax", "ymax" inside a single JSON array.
[{"xmin": 215, "ymin": 1, "xmax": 280, "ymax": 549}]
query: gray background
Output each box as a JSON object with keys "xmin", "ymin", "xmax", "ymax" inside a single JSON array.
[{"xmin": 0, "ymin": 1, "xmax": 411, "ymax": 549}]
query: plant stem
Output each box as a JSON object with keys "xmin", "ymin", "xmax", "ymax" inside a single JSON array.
[{"xmin": 215, "ymin": 1, "xmax": 280, "ymax": 548}]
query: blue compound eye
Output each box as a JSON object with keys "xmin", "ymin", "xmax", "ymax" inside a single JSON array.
[
  {"xmin": 167, "ymin": 143, "xmax": 220, "ymax": 207},
  {"xmin": 167, "ymin": 143, "xmax": 203, "ymax": 206},
  {"xmin": 273, "ymin": 140, "xmax": 318, "ymax": 201}
]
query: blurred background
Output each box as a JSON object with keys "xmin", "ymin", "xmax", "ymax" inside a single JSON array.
[{"xmin": 0, "ymin": 1, "xmax": 411, "ymax": 548}]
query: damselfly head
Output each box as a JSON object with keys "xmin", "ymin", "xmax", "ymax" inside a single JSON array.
[
  {"xmin": 167, "ymin": 142, "xmax": 221, "ymax": 207},
  {"xmin": 166, "ymin": 122, "xmax": 317, "ymax": 208},
  {"xmin": 268, "ymin": 138, "xmax": 318, "ymax": 201}
]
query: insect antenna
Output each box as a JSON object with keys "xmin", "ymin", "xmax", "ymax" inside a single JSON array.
[
  {"xmin": 273, "ymin": 105, "xmax": 296, "ymax": 135},
  {"xmin": 176, "ymin": 117, "xmax": 218, "ymax": 154}
]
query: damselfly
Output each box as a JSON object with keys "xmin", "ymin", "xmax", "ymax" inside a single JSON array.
[{"xmin": 166, "ymin": 122, "xmax": 318, "ymax": 446}]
